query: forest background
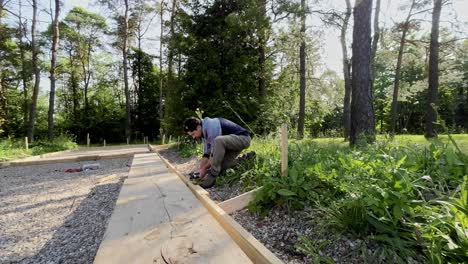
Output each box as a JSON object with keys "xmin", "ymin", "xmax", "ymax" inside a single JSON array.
[{"xmin": 0, "ymin": 0, "xmax": 467, "ymax": 146}]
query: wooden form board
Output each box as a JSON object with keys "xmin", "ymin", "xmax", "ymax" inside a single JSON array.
[
  {"xmin": 94, "ymin": 153, "xmax": 251, "ymax": 264},
  {"xmin": 0, "ymin": 144, "xmax": 174, "ymax": 168},
  {"xmin": 157, "ymin": 153, "xmax": 284, "ymax": 264},
  {"xmin": 218, "ymin": 187, "xmax": 260, "ymax": 214}
]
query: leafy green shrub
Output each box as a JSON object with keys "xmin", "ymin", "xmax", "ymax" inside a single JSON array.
[
  {"xmin": 178, "ymin": 138, "xmax": 202, "ymax": 158},
  {"xmin": 421, "ymin": 177, "xmax": 468, "ymax": 263},
  {"xmin": 0, "ymin": 135, "xmax": 77, "ymax": 161},
  {"xmin": 323, "ymin": 198, "xmax": 369, "ymax": 236},
  {"xmin": 30, "ymin": 135, "xmax": 78, "ymax": 155}
]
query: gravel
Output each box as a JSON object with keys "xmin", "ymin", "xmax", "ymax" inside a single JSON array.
[
  {"xmin": 0, "ymin": 157, "xmax": 131, "ymax": 264},
  {"xmin": 231, "ymin": 206, "xmax": 417, "ymax": 264},
  {"xmin": 158, "ymin": 148, "xmax": 243, "ymax": 201}
]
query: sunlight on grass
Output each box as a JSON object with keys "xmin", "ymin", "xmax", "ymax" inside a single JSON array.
[{"xmin": 310, "ymin": 134, "xmax": 468, "ymax": 153}]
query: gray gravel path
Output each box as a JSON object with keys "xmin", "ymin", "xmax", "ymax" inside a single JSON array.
[{"xmin": 0, "ymin": 157, "xmax": 131, "ymax": 263}]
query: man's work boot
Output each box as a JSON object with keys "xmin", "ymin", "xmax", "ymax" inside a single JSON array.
[
  {"xmin": 237, "ymin": 151, "xmax": 256, "ymax": 163},
  {"xmin": 188, "ymin": 171, "xmax": 201, "ymax": 180},
  {"xmin": 199, "ymin": 172, "xmax": 216, "ymax": 189}
]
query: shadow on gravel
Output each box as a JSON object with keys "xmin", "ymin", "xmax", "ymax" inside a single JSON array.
[{"xmin": 18, "ymin": 178, "xmax": 126, "ymax": 264}]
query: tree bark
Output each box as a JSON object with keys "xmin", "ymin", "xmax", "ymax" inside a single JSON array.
[
  {"xmin": 48, "ymin": 0, "xmax": 60, "ymax": 140},
  {"xmin": 425, "ymin": 0, "xmax": 442, "ymax": 138},
  {"xmin": 258, "ymin": 0, "xmax": 267, "ymax": 100},
  {"xmin": 27, "ymin": 0, "xmax": 41, "ymax": 143},
  {"xmin": 342, "ymin": 0, "xmax": 352, "ymax": 141},
  {"xmin": 350, "ymin": 0, "xmax": 375, "ymax": 146},
  {"xmin": 297, "ymin": 0, "xmax": 306, "ymax": 139},
  {"xmin": 159, "ymin": 1, "xmax": 164, "ymax": 130},
  {"xmin": 18, "ymin": 0, "xmax": 29, "ymax": 130},
  {"xmin": 390, "ymin": 0, "xmax": 416, "ymax": 136},
  {"xmin": 370, "ymin": 0, "xmax": 381, "ymax": 75},
  {"xmin": 123, "ymin": 0, "xmax": 132, "ymax": 140},
  {"xmin": 168, "ymin": 0, "xmax": 177, "ymax": 79}
]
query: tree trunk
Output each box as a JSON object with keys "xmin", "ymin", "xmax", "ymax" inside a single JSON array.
[
  {"xmin": 18, "ymin": 0, "xmax": 29, "ymax": 130},
  {"xmin": 425, "ymin": 0, "xmax": 442, "ymax": 138},
  {"xmin": 257, "ymin": 0, "xmax": 266, "ymax": 100},
  {"xmin": 48, "ymin": 0, "xmax": 60, "ymax": 140},
  {"xmin": 69, "ymin": 52, "xmax": 79, "ymax": 129},
  {"xmin": 82, "ymin": 43, "xmax": 92, "ymax": 117},
  {"xmin": 390, "ymin": 0, "xmax": 416, "ymax": 136},
  {"xmin": 297, "ymin": 0, "xmax": 306, "ymax": 139},
  {"xmin": 27, "ymin": 0, "xmax": 41, "ymax": 143},
  {"xmin": 0, "ymin": 0, "xmax": 4, "ymax": 130},
  {"xmin": 168, "ymin": 0, "xmax": 177, "ymax": 79},
  {"xmin": 342, "ymin": 0, "xmax": 352, "ymax": 141},
  {"xmin": 350, "ymin": 0, "xmax": 375, "ymax": 146},
  {"xmin": 123, "ymin": 0, "xmax": 132, "ymax": 140},
  {"xmin": 370, "ymin": 0, "xmax": 380, "ymax": 75},
  {"xmin": 159, "ymin": 1, "xmax": 164, "ymax": 129}
]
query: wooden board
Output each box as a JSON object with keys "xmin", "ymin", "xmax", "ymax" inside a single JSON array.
[
  {"xmin": 157, "ymin": 153, "xmax": 284, "ymax": 264},
  {"xmin": 0, "ymin": 144, "xmax": 174, "ymax": 168},
  {"xmin": 218, "ymin": 187, "xmax": 260, "ymax": 214},
  {"xmin": 94, "ymin": 153, "xmax": 251, "ymax": 264}
]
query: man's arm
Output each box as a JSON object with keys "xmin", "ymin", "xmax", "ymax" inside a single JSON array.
[{"xmin": 199, "ymin": 157, "xmax": 211, "ymax": 177}]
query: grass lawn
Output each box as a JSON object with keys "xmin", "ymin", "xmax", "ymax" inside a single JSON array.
[{"xmin": 312, "ymin": 134, "xmax": 468, "ymax": 153}]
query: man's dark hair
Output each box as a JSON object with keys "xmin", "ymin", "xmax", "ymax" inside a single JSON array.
[{"xmin": 183, "ymin": 117, "xmax": 201, "ymax": 132}]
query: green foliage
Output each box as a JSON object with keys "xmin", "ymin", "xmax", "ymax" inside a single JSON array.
[
  {"xmin": 178, "ymin": 138, "xmax": 202, "ymax": 158},
  {"xmin": 295, "ymin": 236, "xmax": 335, "ymax": 264},
  {"xmin": 239, "ymin": 135, "xmax": 468, "ymax": 262},
  {"xmin": 0, "ymin": 135, "xmax": 77, "ymax": 161},
  {"xmin": 29, "ymin": 134, "xmax": 78, "ymax": 155},
  {"xmin": 172, "ymin": 0, "xmax": 269, "ymax": 130}
]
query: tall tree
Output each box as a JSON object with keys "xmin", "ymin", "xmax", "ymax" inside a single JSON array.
[
  {"xmin": 257, "ymin": 0, "xmax": 267, "ymax": 100},
  {"xmin": 425, "ymin": 0, "xmax": 442, "ymax": 138},
  {"xmin": 48, "ymin": 0, "xmax": 60, "ymax": 139},
  {"xmin": 297, "ymin": 0, "xmax": 306, "ymax": 139},
  {"xmin": 63, "ymin": 7, "xmax": 107, "ymax": 118},
  {"xmin": 350, "ymin": 0, "xmax": 375, "ymax": 145},
  {"xmin": 342, "ymin": 0, "xmax": 352, "ymax": 141},
  {"xmin": 17, "ymin": 0, "xmax": 30, "ymax": 129},
  {"xmin": 158, "ymin": 0, "xmax": 164, "ymax": 129},
  {"xmin": 122, "ymin": 0, "xmax": 132, "ymax": 140},
  {"xmin": 390, "ymin": 0, "xmax": 430, "ymax": 135},
  {"xmin": 370, "ymin": 0, "xmax": 380, "ymax": 73},
  {"xmin": 98, "ymin": 0, "xmax": 133, "ymax": 140},
  {"xmin": 27, "ymin": 0, "xmax": 41, "ymax": 143}
]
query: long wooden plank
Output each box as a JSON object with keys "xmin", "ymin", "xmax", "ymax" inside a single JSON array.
[
  {"xmin": 156, "ymin": 152, "xmax": 284, "ymax": 264},
  {"xmin": 94, "ymin": 153, "xmax": 251, "ymax": 264},
  {"xmin": 0, "ymin": 144, "xmax": 174, "ymax": 168},
  {"xmin": 218, "ymin": 187, "xmax": 261, "ymax": 214}
]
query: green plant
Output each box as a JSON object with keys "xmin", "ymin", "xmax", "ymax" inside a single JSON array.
[
  {"xmin": 422, "ymin": 177, "xmax": 468, "ymax": 263},
  {"xmin": 323, "ymin": 198, "xmax": 369, "ymax": 236},
  {"xmin": 295, "ymin": 236, "xmax": 335, "ymax": 264}
]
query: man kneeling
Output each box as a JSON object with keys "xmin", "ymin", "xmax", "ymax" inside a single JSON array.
[{"xmin": 183, "ymin": 117, "xmax": 253, "ymax": 189}]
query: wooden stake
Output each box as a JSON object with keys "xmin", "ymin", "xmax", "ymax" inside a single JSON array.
[
  {"xmin": 25, "ymin": 137, "xmax": 29, "ymax": 150},
  {"xmin": 281, "ymin": 124, "xmax": 288, "ymax": 177},
  {"xmin": 87, "ymin": 133, "xmax": 90, "ymax": 147}
]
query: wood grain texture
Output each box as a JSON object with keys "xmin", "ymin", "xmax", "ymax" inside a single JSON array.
[{"xmin": 94, "ymin": 153, "xmax": 251, "ymax": 264}]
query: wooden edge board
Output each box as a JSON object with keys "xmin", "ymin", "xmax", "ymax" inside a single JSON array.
[
  {"xmin": 155, "ymin": 152, "xmax": 209, "ymax": 196},
  {"xmin": 218, "ymin": 187, "xmax": 262, "ymax": 214},
  {"xmin": 156, "ymin": 152, "xmax": 284, "ymax": 264},
  {"xmin": 0, "ymin": 152, "xmax": 142, "ymax": 168}
]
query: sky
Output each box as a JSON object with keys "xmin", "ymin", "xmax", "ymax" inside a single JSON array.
[{"xmin": 5, "ymin": 0, "xmax": 468, "ymax": 91}]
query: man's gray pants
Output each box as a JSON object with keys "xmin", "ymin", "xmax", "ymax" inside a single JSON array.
[{"xmin": 211, "ymin": 135, "xmax": 251, "ymax": 176}]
